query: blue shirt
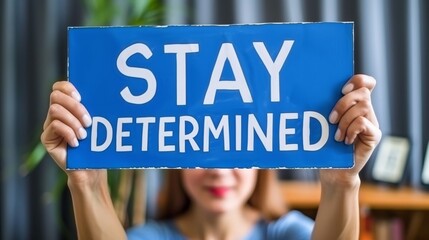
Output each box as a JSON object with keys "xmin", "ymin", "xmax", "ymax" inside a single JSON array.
[{"xmin": 127, "ymin": 210, "xmax": 314, "ymax": 240}]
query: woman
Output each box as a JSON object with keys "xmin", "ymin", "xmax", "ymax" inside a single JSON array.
[
  {"xmin": 41, "ymin": 74, "xmax": 381, "ymax": 239},
  {"xmin": 128, "ymin": 169, "xmax": 313, "ymax": 239}
]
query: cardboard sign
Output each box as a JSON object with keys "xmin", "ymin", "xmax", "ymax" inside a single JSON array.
[{"xmin": 67, "ymin": 22, "xmax": 354, "ymax": 169}]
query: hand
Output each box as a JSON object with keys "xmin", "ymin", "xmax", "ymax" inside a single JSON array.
[
  {"xmin": 41, "ymin": 81, "xmax": 106, "ymax": 187},
  {"xmin": 320, "ymin": 74, "xmax": 382, "ymax": 187}
]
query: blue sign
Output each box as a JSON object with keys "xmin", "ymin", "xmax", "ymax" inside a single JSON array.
[{"xmin": 67, "ymin": 22, "xmax": 354, "ymax": 169}]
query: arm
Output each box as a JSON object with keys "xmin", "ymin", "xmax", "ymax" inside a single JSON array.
[
  {"xmin": 68, "ymin": 173, "xmax": 126, "ymax": 240},
  {"xmin": 41, "ymin": 81, "xmax": 126, "ymax": 239},
  {"xmin": 312, "ymin": 75, "xmax": 382, "ymax": 240}
]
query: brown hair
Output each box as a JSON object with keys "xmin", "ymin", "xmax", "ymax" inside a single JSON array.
[{"xmin": 155, "ymin": 169, "xmax": 286, "ymax": 221}]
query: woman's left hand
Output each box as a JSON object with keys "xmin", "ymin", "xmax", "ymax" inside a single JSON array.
[{"xmin": 319, "ymin": 74, "xmax": 382, "ymax": 187}]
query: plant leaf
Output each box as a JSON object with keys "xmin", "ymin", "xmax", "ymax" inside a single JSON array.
[{"xmin": 21, "ymin": 142, "xmax": 47, "ymax": 176}]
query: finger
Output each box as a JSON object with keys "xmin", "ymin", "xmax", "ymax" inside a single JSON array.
[
  {"xmin": 46, "ymin": 103, "xmax": 88, "ymax": 140},
  {"xmin": 329, "ymin": 87, "xmax": 371, "ymax": 124},
  {"xmin": 343, "ymin": 116, "xmax": 382, "ymax": 146},
  {"xmin": 341, "ymin": 117, "xmax": 382, "ymax": 172},
  {"xmin": 341, "ymin": 74, "xmax": 376, "ymax": 94},
  {"xmin": 330, "ymin": 86, "xmax": 379, "ymax": 129},
  {"xmin": 334, "ymin": 100, "xmax": 371, "ymax": 142},
  {"xmin": 42, "ymin": 119, "xmax": 80, "ymax": 148},
  {"xmin": 52, "ymin": 81, "xmax": 81, "ymax": 102},
  {"xmin": 45, "ymin": 90, "xmax": 92, "ymax": 129}
]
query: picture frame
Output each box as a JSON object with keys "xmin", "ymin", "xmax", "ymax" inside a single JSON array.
[
  {"xmin": 372, "ymin": 136, "xmax": 410, "ymax": 185},
  {"xmin": 421, "ymin": 142, "xmax": 429, "ymax": 186}
]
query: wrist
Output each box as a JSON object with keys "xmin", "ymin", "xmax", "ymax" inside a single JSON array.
[
  {"xmin": 67, "ymin": 170, "xmax": 109, "ymax": 193},
  {"xmin": 319, "ymin": 169, "xmax": 361, "ymax": 191},
  {"xmin": 68, "ymin": 175, "xmax": 113, "ymax": 209}
]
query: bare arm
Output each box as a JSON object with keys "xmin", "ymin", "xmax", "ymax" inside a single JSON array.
[
  {"xmin": 312, "ymin": 75, "xmax": 382, "ymax": 240},
  {"xmin": 312, "ymin": 173, "xmax": 361, "ymax": 240},
  {"xmin": 41, "ymin": 81, "xmax": 126, "ymax": 239},
  {"xmin": 68, "ymin": 173, "xmax": 126, "ymax": 240}
]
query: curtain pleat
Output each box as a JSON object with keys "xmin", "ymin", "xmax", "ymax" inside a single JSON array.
[
  {"xmin": 406, "ymin": 0, "xmax": 423, "ymax": 186},
  {"xmin": 1, "ymin": 0, "xmax": 21, "ymax": 239}
]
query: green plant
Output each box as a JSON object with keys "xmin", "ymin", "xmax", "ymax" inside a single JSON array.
[{"xmin": 84, "ymin": 0, "xmax": 163, "ymax": 26}]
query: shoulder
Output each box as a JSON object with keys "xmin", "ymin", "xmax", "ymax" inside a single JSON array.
[
  {"xmin": 126, "ymin": 220, "xmax": 185, "ymax": 240},
  {"xmin": 266, "ymin": 210, "xmax": 314, "ymax": 240}
]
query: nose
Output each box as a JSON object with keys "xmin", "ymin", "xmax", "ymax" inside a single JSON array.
[{"xmin": 205, "ymin": 168, "xmax": 232, "ymax": 176}]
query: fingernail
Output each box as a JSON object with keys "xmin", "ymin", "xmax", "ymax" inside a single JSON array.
[
  {"xmin": 329, "ymin": 111, "xmax": 338, "ymax": 124},
  {"xmin": 345, "ymin": 136, "xmax": 351, "ymax": 145},
  {"xmin": 335, "ymin": 128, "xmax": 342, "ymax": 141},
  {"xmin": 342, "ymin": 83, "xmax": 354, "ymax": 94},
  {"xmin": 78, "ymin": 127, "xmax": 87, "ymax": 140},
  {"xmin": 71, "ymin": 91, "xmax": 81, "ymax": 102},
  {"xmin": 82, "ymin": 114, "xmax": 92, "ymax": 127},
  {"xmin": 72, "ymin": 138, "xmax": 79, "ymax": 147}
]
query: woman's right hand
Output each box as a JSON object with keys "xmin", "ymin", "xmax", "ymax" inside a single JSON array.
[{"xmin": 41, "ymin": 81, "xmax": 106, "ymax": 187}]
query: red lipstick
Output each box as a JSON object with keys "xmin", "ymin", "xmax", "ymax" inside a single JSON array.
[{"xmin": 208, "ymin": 187, "xmax": 229, "ymax": 198}]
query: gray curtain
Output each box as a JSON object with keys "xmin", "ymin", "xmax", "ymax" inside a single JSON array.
[
  {"xmin": 1, "ymin": 0, "xmax": 83, "ymax": 239},
  {"xmin": 1, "ymin": 0, "xmax": 428, "ymax": 239}
]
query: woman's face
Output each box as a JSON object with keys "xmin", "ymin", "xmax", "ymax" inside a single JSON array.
[{"xmin": 181, "ymin": 169, "xmax": 258, "ymax": 214}]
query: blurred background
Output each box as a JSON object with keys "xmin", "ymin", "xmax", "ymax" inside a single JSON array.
[{"xmin": 1, "ymin": 0, "xmax": 428, "ymax": 239}]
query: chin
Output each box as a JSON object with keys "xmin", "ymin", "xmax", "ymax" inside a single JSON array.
[
  {"xmin": 206, "ymin": 208, "xmax": 230, "ymax": 215},
  {"xmin": 202, "ymin": 202, "xmax": 237, "ymax": 215}
]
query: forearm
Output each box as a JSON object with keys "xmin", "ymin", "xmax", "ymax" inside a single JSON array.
[
  {"xmin": 312, "ymin": 176, "xmax": 361, "ymax": 240},
  {"xmin": 68, "ymin": 177, "xmax": 127, "ymax": 240}
]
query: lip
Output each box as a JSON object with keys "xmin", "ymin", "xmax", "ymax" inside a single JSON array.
[{"xmin": 207, "ymin": 186, "xmax": 230, "ymax": 198}]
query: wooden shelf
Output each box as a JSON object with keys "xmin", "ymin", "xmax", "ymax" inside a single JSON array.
[
  {"xmin": 280, "ymin": 181, "xmax": 321, "ymax": 209},
  {"xmin": 280, "ymin": 181, "xmax": 429, "ymax": 210},
  {"xmin": 280, "ymin": 181, "xmax": 429, "ymax": 239}
]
